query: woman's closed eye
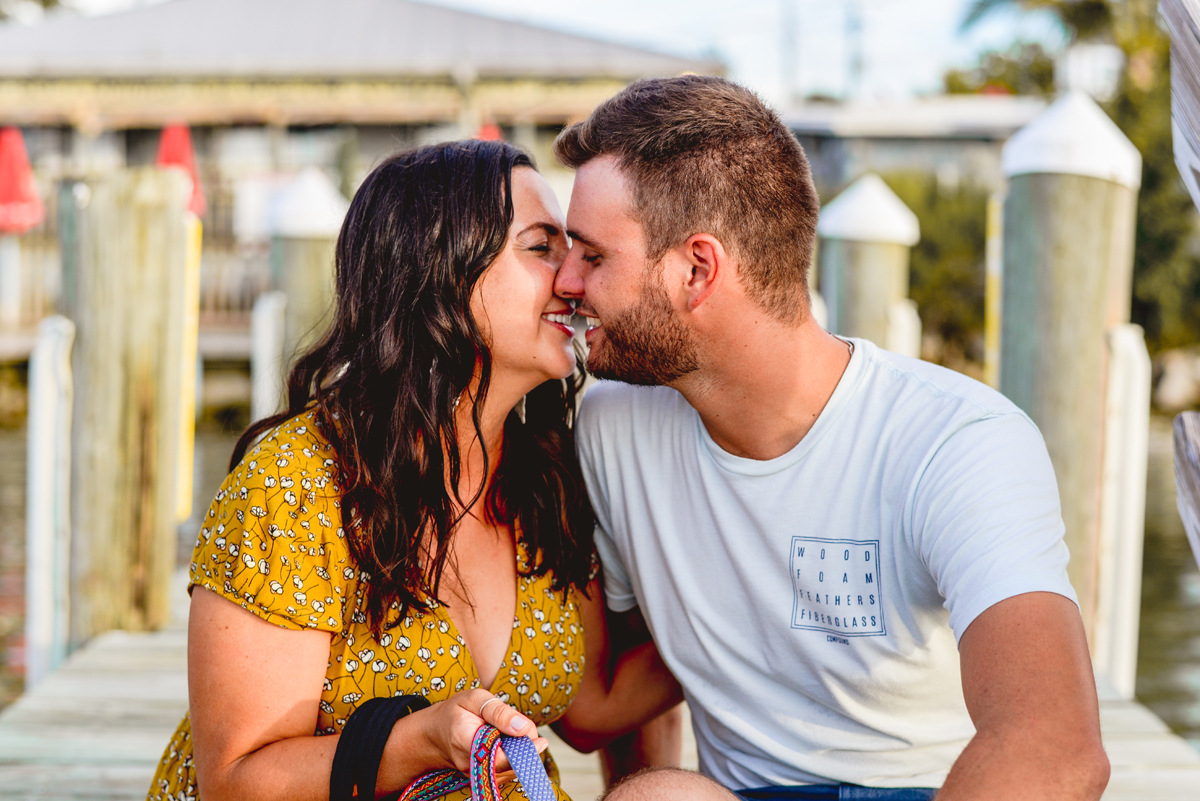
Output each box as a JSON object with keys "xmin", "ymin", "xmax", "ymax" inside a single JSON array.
[{"xmin": 527, "ymin": 236, "xmax": 569, "ymax": 263}]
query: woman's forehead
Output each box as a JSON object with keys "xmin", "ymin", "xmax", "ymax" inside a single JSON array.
[{"xmin": 511, "ymin": 166, "xmax": 564, "ymax": 227}]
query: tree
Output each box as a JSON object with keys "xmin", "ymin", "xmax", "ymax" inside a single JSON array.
[
  {"xmin": 944, "ymin": 42, "xmax": 1056, "ymax": 95},
  {"xmin": 960, "ymin": 0, "xmax": 1200, "ymax": 353},
  {"xmin": 881, "ymin": 172, "xmax": 990, "ymax": 375},
  {"xmin": 0, "ymin": 0, "xmax": 61, "ymax": 22}
]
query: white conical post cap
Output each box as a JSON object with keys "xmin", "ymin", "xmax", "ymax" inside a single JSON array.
[
  {"xmin": 272, "ymin": 167, "xmax": 350, "ymax": 239},
  {"xmin": 817, "ymin": 173, "xmax": 920, "ymax": 247},
  {"xmin": 1002, "ymin": 90, "xmax": 1142, "ymax": 190}
]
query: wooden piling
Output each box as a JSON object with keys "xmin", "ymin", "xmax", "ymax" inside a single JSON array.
[
  {"xmin": 68, "ymin": 167, "xmax": 197, "ymax": 643},
  {"xmin": 816, "ymin": 174, "xmax": 921, "ymax": 356},
  {"xmin": 1095, "ymin": 324, "xmax": 1151, "ymax": 697},
  {"xmin": 251, "ymin": 290, "xmax": 288, "ymax": 421},
  {"xmin": 271, "ymin": 168, "xmax": 346, "ymax": 364},
  {"xmin": 999, "ymin": 92, "xmax": 1144, "ymax": 658},
  {"xmin": 0, "ymin": 234, "xmax": 20, "ymax": 329},
  {"xmin": 24, "ymin": 315, "xmax": 75, "ymax": 688},
  {"xmin": 983, "ymin": 191, "xmax": 1004, "ymax": 389}
]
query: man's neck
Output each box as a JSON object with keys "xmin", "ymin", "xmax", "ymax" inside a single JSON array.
[{"xmin": 671, "ymin": 316, "xmax": 853, "ymax": 461}]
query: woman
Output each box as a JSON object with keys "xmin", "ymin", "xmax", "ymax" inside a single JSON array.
[{"xmin": 148, "ymin": 140, "xmax": 681, "ymax": 801}]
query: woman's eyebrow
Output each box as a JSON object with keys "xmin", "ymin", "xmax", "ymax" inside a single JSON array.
[{"xmin": 517, "ymin": 222, "xmax": 562, "ymax": 238}]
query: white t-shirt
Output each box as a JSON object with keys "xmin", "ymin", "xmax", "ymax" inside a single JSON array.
[{"xmin": 576, "ymin": 339, "xmax": 1077, "ymax": 790}]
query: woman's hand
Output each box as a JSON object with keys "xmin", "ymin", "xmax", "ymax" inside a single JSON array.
[
  {"xmin": 413, "ymin": 689, "xmax": 549, "ymax": 779},
  {"xmin": 188, "ymin": 588, "xmax": 551, "ymax": 800}
]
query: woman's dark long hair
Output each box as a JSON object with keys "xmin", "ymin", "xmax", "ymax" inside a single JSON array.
[{"xmin": 232, "ymin": 140, "xmax": 595, "ymax": 630}]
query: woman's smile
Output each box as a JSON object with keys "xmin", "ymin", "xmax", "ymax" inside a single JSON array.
[{"xmin": 541, "ymin": 308, "xmax": 576, "ymax": 336}]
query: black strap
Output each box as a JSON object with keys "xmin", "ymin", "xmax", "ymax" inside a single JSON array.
[{"xmin": 330, "ymin": 694, "xmax": 433, "ymax": 801}]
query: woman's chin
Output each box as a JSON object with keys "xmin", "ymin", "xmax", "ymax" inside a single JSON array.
[
  {"xmin": 540, "ymin": 349, "xmax": 577, "ymax": 382},
  {"xmin": 558, "ymin": 352, "xmax": 580, "ymax": 380}
]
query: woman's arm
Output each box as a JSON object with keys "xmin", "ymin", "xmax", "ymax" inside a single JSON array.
[
  {"xmin": 188, "ymin": 588, "xmax": 543, "ymax": 801},
  {"xmin": 551, "ymin": 580, "xmax": 684, "ymax": 753}
]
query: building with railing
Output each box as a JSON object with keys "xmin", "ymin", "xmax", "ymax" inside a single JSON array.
[{"xmin": 0, "ymin": 0, "xmax": 719, "ymax": 343}]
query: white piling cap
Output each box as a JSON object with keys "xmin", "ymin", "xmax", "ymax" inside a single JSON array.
[
  {"xmin": 817, "ymin": 173, "xmax": 920, "ymax": 246},
  {"xmin": 272, "ymin": 167, "xmax": 350, "ymax": 239},
  {"xmin": 1002, "ymin": 91, "xmax": 1141, "ymax": 189}
]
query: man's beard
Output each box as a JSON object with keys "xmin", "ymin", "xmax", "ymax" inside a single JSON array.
[{"xmin": 588, "ymin": 274, "xmax": 699, "ymax": 386}]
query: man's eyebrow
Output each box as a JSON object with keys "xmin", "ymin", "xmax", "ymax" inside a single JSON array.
[{"xmin": 566, "ymin": 230, "xmax": 600, "ymax": 250}]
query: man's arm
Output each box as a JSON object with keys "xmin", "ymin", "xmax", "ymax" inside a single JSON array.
[
  {"xmin": 597, "ymin": 607, "xmax": 683, "ymax": 786},
  {"xmin": 937, "ymin": 592, "xmax": 1109, "ymax": 800},
  {"xmin": 551, "ymin": 585, "xmax": 684, "ymax": 756}
]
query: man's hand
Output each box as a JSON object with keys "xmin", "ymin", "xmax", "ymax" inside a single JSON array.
[{"xmin": 937, "ymin": 592, "xmax": 1109, "ymax": 800}]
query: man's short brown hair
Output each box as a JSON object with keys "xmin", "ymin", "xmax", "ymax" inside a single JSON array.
[{"xmin": 554, "ymin": 75, "xmax": 820, "ymax": 321}]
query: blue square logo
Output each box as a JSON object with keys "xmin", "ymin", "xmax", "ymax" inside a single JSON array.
[{"xmin": 789, "ymin": 537, "xmax": 886, "ymax": 637}]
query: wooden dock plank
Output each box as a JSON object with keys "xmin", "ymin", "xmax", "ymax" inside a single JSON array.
[
  {"xmin": 0, "ymin": 574, "xmax": 1197, "ymax": 800},
  {"xmin": 0, "ymin": 764, "xmax": 162, "ymax": 801},
  {"xmin": 1103, "ymin": 767, "xmax": 1200, "ymax": 801},
  {"xmin": 1098, "ymin": 699, "xmax": 1174, "ymax": 735}
]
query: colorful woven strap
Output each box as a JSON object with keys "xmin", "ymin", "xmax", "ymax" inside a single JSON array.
[{"xmin": 397, "ymin": 724, "xmax": 556, "ymax": 801}]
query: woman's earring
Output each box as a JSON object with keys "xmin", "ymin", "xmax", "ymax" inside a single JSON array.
[
  {"xmin": 515, "ymin": 395, "xmax": 526, "ymax": 424},
  {"xmin": 432, "ymin": 357, "xmax": 461, "ymax": 410}
]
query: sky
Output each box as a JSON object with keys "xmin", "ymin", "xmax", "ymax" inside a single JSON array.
[{"xmin": 55, "ymin": 0, "xmax": 1067, "ymax": 104}]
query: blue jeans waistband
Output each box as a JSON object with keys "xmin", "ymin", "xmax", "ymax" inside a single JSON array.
[{"xmin": 736, "ymin": 785, "xmax": 938, "ymax": 800}]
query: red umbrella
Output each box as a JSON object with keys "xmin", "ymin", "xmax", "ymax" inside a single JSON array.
[
  {"xmin": 156, "ymin": 123, "xmax": 207, "ymax": 218},
  {"xmin": 0, "ymin": 127, "xmax": 45, "ymax": 234},
  {"xmin": 476, "ymin": 122, "xmax": 503, "ymax": 142}
]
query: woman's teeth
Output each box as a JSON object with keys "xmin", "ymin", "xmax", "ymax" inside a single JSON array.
[{"xmin": 544, "ymin": 313, "xmax": 574, "ymax": 325}]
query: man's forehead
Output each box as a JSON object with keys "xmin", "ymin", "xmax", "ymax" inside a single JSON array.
[
  {"xmin": 567, "ymin": 156, "xmax": 638, "ymax": 243},
  {"xmin": 573, "ymin": 153, "xmax": 633, "ymax": 199}
]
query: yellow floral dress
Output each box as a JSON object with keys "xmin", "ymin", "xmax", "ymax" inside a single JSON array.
[{"xmin": 148, "ymin": 411, "xmax": 588, "ymax": 801}]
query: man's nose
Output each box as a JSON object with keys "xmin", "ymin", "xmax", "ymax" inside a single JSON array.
[{"xmin": 555, "ymin": 249, "xmax": 585, "ymax": 299}]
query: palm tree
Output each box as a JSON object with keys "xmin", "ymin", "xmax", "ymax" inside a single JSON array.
[{"xmin": 960, "ymin": 0, "xmax": 1113, "ymax": 41}]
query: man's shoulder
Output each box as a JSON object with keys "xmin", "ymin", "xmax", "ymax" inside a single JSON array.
[
  {"xmin": 854, "ymin": 344, "xmax": 1052, "ymax": 489},
  {"xmin": 577, "ymin": 381, "xmax": 691, "ymax": 432},
  {"xmin": 859, "ymin": 342, "xmax": 1026, "ymax": 426}
]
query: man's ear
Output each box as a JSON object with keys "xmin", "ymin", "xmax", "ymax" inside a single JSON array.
[{"xmin": 681, "ymin": 233, "xmax": 727, "ymax": 311}]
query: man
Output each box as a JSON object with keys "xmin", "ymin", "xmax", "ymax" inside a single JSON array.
[
  {"xmin": 550, "ymin": 75, "xmax": 1109, "ymax": 799},
  {"xmin": 601, "ymin": 768, "xmax": 741, "ymax": 801}
]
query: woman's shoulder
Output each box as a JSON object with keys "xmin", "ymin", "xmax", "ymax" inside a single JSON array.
[
  {"xmin": 233, "ymin": 410, "xmax": 340, "ymax": 491},
  {"xmin": 190, "ymin": 409, "xmax": 354, "ymax": 632}
]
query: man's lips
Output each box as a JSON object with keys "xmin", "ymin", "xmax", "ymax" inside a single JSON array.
[{"xmin": 580, "ymin": 314, "xmax": 602, "ymax": 343}]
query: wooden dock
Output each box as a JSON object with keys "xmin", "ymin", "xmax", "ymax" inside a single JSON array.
[{"xmin": 0, "ymin": 574, "xmax": 1196, "ymax": 800}]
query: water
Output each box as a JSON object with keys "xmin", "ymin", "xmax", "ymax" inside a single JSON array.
[
  {"xmin": 1, "ymin": 416, "xmax": 1199, "ymax": 754},
  {"xmin": 0, "ymin": 428, "xmax": 25, "ymax": 707},
  {"xmin": 1135, "ymin": 415, "xmax": 1200, "ymax": 749},
  {"xmin": 0, "ymin": 421, "xmax": 241, "ymax": 710}
]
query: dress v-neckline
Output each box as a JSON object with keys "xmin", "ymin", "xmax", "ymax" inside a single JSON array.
[{"xmin": 434, "ymin": 540, "xmax": 526, "ymax": 693}]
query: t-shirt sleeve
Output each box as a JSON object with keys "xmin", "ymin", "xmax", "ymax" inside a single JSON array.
[
  {"xmin": 593, "ymin": 524, "xmax": 637, "ymax": 613},
  {"xmin": 189, "ymin": 429, "xmax": 350, "ymax": 633},
  {"xmin": 576, "ymin": 389, "xmax": 638, "ymax": 614},
  {"xmin": 910, "ymin": 412, "xmax": 1078, "ymax": 643}
]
